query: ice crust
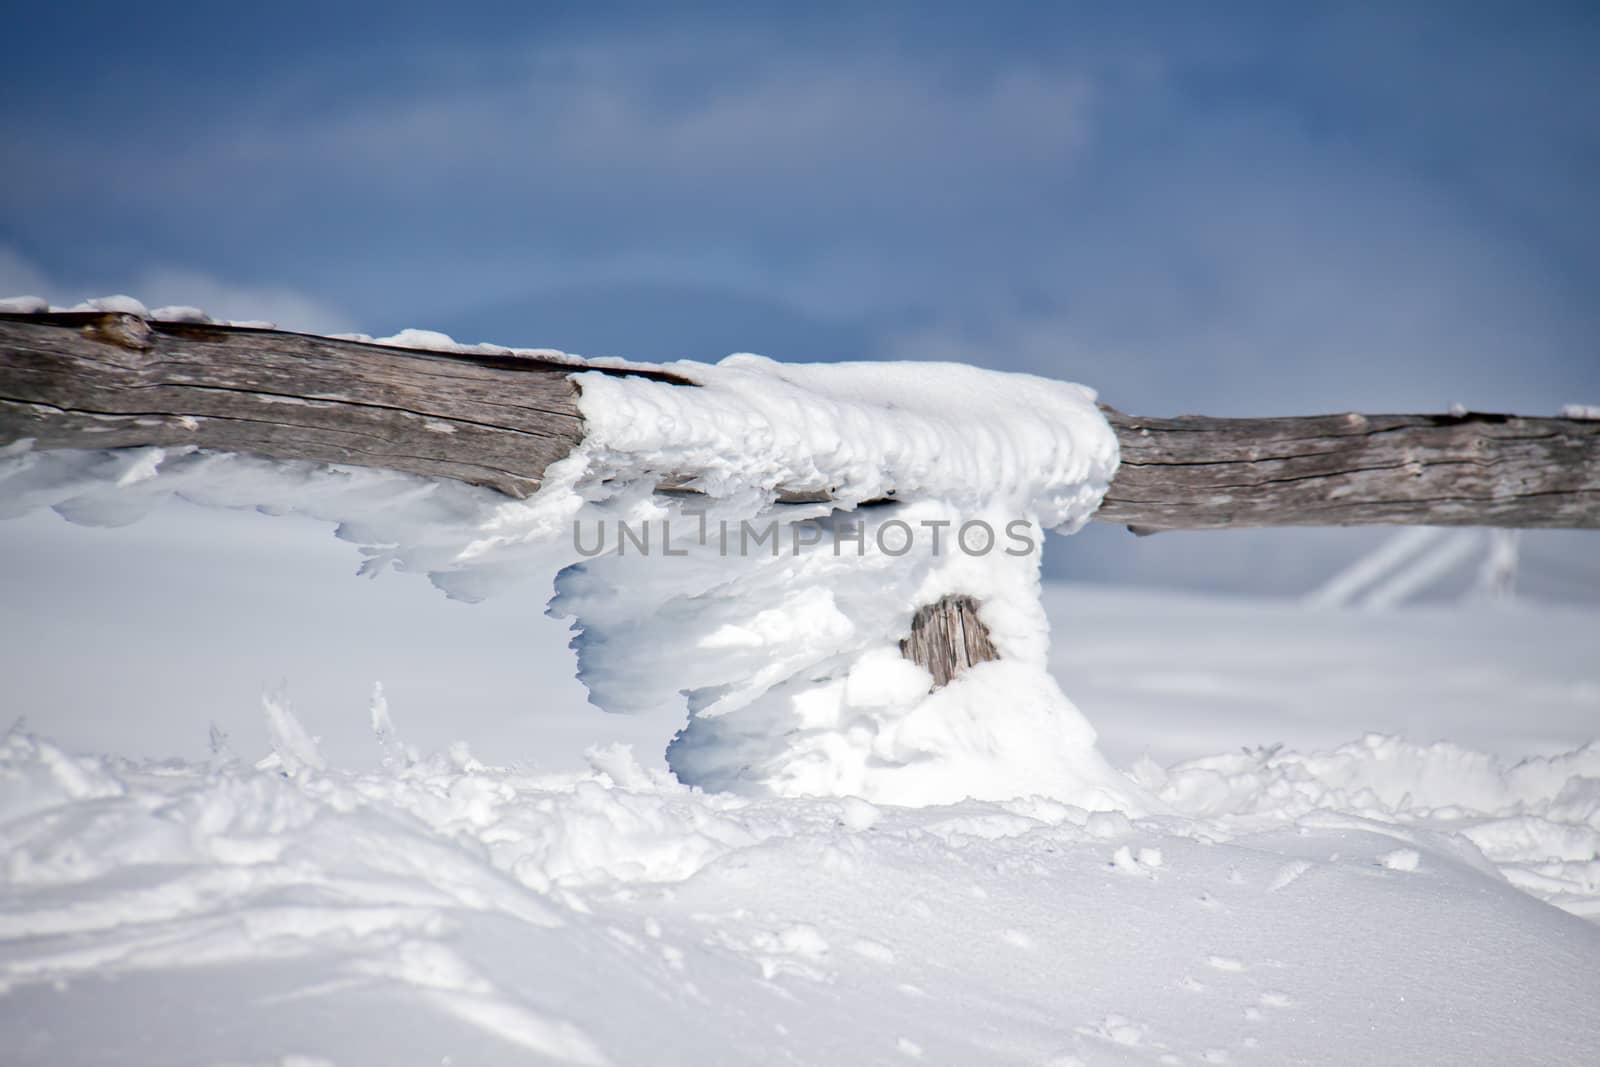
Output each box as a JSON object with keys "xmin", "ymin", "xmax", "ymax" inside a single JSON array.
[{"xmin": 0, "ymin": 320, "xmax": 1129, "ymax": 807}]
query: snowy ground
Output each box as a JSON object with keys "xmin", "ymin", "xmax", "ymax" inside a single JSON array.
[{"xmin": 2, "ymin": 504, "xmax": 1598, "ymax": 1065}]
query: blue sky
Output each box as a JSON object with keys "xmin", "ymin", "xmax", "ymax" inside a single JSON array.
[{"xmin": 3, "ymin": 2, "xmax": 1596, "ymax": 592}]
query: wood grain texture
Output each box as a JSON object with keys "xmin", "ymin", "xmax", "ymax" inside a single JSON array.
[
  {"xmin": 3, "ymin": 313, "xmax": 1596, "ymax": 527},
  {"xmin": 1099, "ymin": 407, "xmax": 1600, "ymax": 532},
  {"xmin": 898, "ymin": 595, "xmax": 1000, "ymax": 688},
  {"xmin": 0, "ymin": 312, "xmax": 679, "ymax": 498}
]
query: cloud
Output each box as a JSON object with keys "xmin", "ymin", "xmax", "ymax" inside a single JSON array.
[
  {"xmin": 0, "ymin": 246, "xmax": 52, "ymax": 299},
  {"xmin": 1, "ymin": 32, "xmax": 1099, "ymax": 324},
  {"xmin": 133, "ymin": 268, "xmax": 356, "ymax": 335},
  {"xmin": 872, "ymin": 63, "xmax": 1598, "ymax": 420},
  {"xmin": 0, "ymin": 246, "xmax": 355, "ymax": 335},
  {"xmin": 4, "ymin": 12, "xmax": 1595, "ymax": 377}
]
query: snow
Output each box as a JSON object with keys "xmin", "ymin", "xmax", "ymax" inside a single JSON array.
[
  {"xmin": 1050, "ymin": 588, "xmax": 1600, "ymax": 786},
  {"xmin": 2, "ymin": 713, "xmax": 1597, "ymax": 1065},
  {"xmin": 67, "ymin": 294, "xmax": 149, "ymax": 316},
  {"xmin": 0, "ymin": 295, "xmax": 48, "ymax": 314},
  {"xmin": 1150, "ymin": 734, "xmax": 1600, "ymax": 918},
  {"xmin": 0, "ymin": 347, "xmax": 1128, "ymax": 808},
  {"xmin": 3, "ymin": 303, "xmax": 1599, "ymax": 1063},
  {"xmin": 573, "ymin": 354, "xmax": 1116, "ymax": 524},
  {"xmin": 148, "ymin": 304, "xmax": 213, "ymax": 324}
]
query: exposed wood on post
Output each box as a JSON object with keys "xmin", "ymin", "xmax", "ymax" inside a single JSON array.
[
  {"xmin": 3, "ymin": 312, "xmax": 1597, "ymax": 529},
  {"xmin": 899, "ymin": 595, "xmax": 1000, "ymax": 688},
  {"xmin": 1098, "ymin": 408, "xmax": 1600, "ymax": 533}
]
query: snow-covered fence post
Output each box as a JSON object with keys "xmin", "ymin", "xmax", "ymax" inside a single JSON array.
[{"xmin": 3, "ymin": 309, "xmax": 1598, "ymax": 689}]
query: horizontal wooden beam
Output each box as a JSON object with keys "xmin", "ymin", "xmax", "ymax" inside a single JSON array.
[
  {"xmin": 2, "ymin": 312, "xmax": 1596, "ymax": 530},
  {"xmin": 0, "ymin": 311, "xmax": 659, "ymax": 498},
  {"xmin": 1098, "ymin": 407, "xmax": 1600, "ymax": 532}
]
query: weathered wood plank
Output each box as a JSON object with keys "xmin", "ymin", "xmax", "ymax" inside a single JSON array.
[
  {"xmin": 0, "ymin": 311, "xmax": 688, "ymax": 498},
  {"xmin": 3, "ymin": 312, "xmax": 1597, "ymax": 528},
  {"xmin": 899, "ymin": 595, "xmax": 1000, "ymax": 688},
  {"xmin": 1099, "ymin": 407, "xmax": 1600, "ymax": 532}
]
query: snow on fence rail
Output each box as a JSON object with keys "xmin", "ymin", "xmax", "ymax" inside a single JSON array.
[
  {"xmin": 3, "ymin": 311, "xmax": 1596, "ymax": 531},
  {"xmin": 2, "ymin": 307, "xmax": 1598, "ymax": 803}
]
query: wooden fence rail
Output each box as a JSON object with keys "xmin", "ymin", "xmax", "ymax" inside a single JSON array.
[
  {"xmin": 5, "ymin": 311, "xmax": 1595, "ymax": 532},
  {"xmin": 4, "ymin": 310, "xmax": 1596, "ymax": 686}
]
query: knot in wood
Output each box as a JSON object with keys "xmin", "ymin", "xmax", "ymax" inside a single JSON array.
[{"xmin": 82, "ymin": 313, "xmax": 153, "ymax": 351}]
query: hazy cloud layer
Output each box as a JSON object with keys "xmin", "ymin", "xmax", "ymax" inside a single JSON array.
[{"xmin": 0, "ymin": 247, "xmax": 354, "ymax": 335}]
